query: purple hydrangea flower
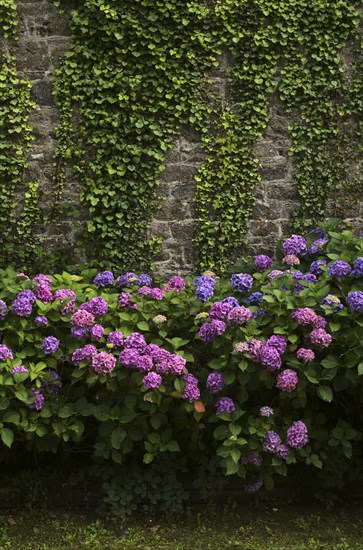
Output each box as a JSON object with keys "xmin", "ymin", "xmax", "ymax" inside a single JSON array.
[
  {"xmin": 91, "ymin": 352, "xmax": 116, "ymax": 375},
  {"xmin": 194, "ymin": 275, "xmax": 216, "ymax": 289},
  {"xmin": 11, "ymin": 365, "xmax": 28, "ymax": 374},
  {"xmin": 41, "ymin": 370, "xmax": 62, "ymax": 393},
  {"xmin": 321, "ymin": 294, "xmax": 343, "ymax": 313},
  {"xmin": 80, "ymin": 297, "xmax": 108, "ymax": 316},
  {"xmin": 241, "ymin": 453, "xmax": 263, "ymax": 467},
  {"xmin": 352, "ymin": 257, "xmax": 363, "ymax": 278},
  {"xmin": 149, "ymin": 288, "xmax": 164, "ymax": 300},
  {"xmin": 227, "ymin": 306, "xmax": 252, "ymax": 324},
  {"xmin": 199, "ymin": 320, "xmax": 226, "ymax": 342},
  {"xmin": 71, "ymin": 309, "xmax": 95, "ymax": 328},
  {"xmin": 260, "ymin": 345, "xmax": 282, "ymax": 371},
  {"xmin": 116, "ymin": 272, "xmax": 138, "ymax": 287},
  {"xmin": 309, "ymin": 259, "xmax": 327, "ymax": 276},
  {"xmin": 296, "ymin": 348, "xmax": 315, "ymax": 362},
  {"xmin": 33, "ymin": 285, "xmax": 53, "ymax": 303},
  {"xmin": 183, "ymin": 373, "xmax": 198, "ymax": 386},
  {"xmin": 169, "ymin": 354, "xmax": 187, "ymax": 375},
  {"xmin": 71, "ymin": 326, "xmax": 89, "ymax": 339},
  {"xmin": 262, "ymin": 430, "xmax": 281, "ymax": 453},
  {"xmin": 41, "ymin": 336, "xmax": 60, "ymax": 355},
  {"xmin": 206, "ymin": 372, "xmax": 224, "ymax": 394},
  {"xmin": 17, "ymin": 290, "xmax": 36, "ymax": 304},
  {"xmin": 182, "ymin": 383, "xmax": 201, "ymax": 402},
  {"xmin": 313, "ymin": 315, "xmax": 327, "ymax": 329},
  {"xmin": 247, "ymin": 339, "xmax": 264, "ymax": 362},
  {"xmin": 0, "ymin": 299, "xmax": 7, "ymax": 320},
  {"xmin": 310, "ymin": 328, "xmax": 332, "ymax": 348},
  {"xmin": 138, "ymin": 286, "xmax": 152, "ymax": 298},
  {"xmin": 254, "ymin": 255, "xmax": 273, "ymax": 272},
  {"xmin": 33, "ymin": 274, "xmax": 52, "ymax": 286},
  {"xmin": 276, "ymin": 369, "xmax": 298, "ymax": 392},
  {"xmin": 119, "ymin": 348, "xmax": 140, "ymax": 368},
  {"xmin": 216, "ymin": 397, "xmax": 235, "ymax": 415},
  {"xmin": 143, "ymin": 372, "xmax": 162, "ymax": 389},
  {"xmin": 34, "ymin": 315, "xmax": 48, "ymax": 326},
  {"xmin": 233, "ymin": 341, "xmax": 249, "ymax": 353},
  {"xmin": 209, "ymin": 301, "xmax": 233, "ymax": 320},
  {"xmin": 222, "ymin": 296, "xmax": 239, "ymax": 307},
  {"xmin": 291, "ymin": 308, "xmax": 318, "ymax": 325},
  {"xmin": 164, "ymin": 275, "xmax": 185, "ymax": 292},
  {"xmin": 90, "ymin": 324, "xmax": 104, "ymax": 341},
  {"xmin": 72, "ymin": 344, "xmax": 98, "ymax": 365},
  {"xmin": 0, "ymin": 344, "xmax": 13, "ymax": 362},
  {"xmin": 244, "ymin": 292, "xmax": 264, "ymax": 305},
  {"xmin": 136, "ymin": 273, "xmax": 152, "ymax": 286},
  {"xmin": 106, "ymin": 331, "xmax": 124, "ymax": 348},
  {"xmin": 287, "ymin": 420, "xmax": 308, "ymax": 449},
  {"xmin": 154, "ymin": 350, "xmax": 173, "ymax": 374},
  {"xmin": 27, "ymin": 389, "xmax": 44, "ymax": 411},
  {"xmin": 12, "ymin": 296, "xmax": 33, "ymax": 316},
  {"xmin": 195, "ymin": 284, "xmax": 214, "ymax": 302},
  {"xmin": 275, "ymin": 444, "xmax": 290, "ymax": 460},
  {"xmin": 346, "ymin": 291, "xmax": 363, "ymax": 313},
  {"xmin": 124, "ymin": 332, "xmax": 147, "ymax": 352},
  {"xmin": 266, "ymin": 335, "xmax": 287, "ymax": 355},
  {"xmin": 307, "ymin": 238, "xmax": 328, "ymax": 256},
  {"xmin": 136, "ymin": 355, "xmax": 153, "ymax": 372},
  {"xmin": 94, "ymin": 271, "xmax": 114, "ymax": 287},
  {"xmin": 230, "ymin": 273, "xmax": 253, "ymax": 293},
  {"xmin": 283, "ymin": 255, "xmax": 300, "ymax": 266},
  {"xmin": 282, "ymin": 235, "xmax": 307, "ymax": 256},
  {"xmin": 260, "ymin": 406, "xmax": 274, "ymax": 417},
  {"xmin": 328, "ymin": 260, "xmax": 351, "ymax": 278},
  {"xmin": 53, "ymin": 288, "xmax": 76, "ymax": 304},
  {"xmin": 117, "ymin": 292, "xmax": 135, "ymax": 309},
  {"xmin": 267, "ymin": 270, "xmax": 284, "ymax": 280}
]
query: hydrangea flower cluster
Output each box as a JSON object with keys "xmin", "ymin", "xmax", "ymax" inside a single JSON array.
[
  {"xmin": 291, "ymin": 308, "xmax": 318, "ymax": 325},
  {"xmin": 241, "ymin": 453, "xmax": 263, "ymax": 467},
  {"xmin": 309, "ymin": 259, "xmax": 327, "ymax": 275},
  {"xmin": 209, "ymin": 301, "xmax": 234, "ymax": 320},
  {"xmin": 0, "ymin": 344, "xmax": 13, "ymax": 362},
  {"xmin": 276, "ymin": 369, "xmax": 298, "ymax": 392},
  {"xmin": 254, "ymin": 255, "xmax": 273, "ymax": 272},
  {"xmin": 118, "ymin": 292, "xmax": 139, "ymax": 308},
  {"xmin": 346, "ymin": 291, "xmax": 363, "ymax": 313},
  {"xmin": 199, "ymin": 320, "xmax": 226, "ymax": 342},
  {"xmin": 321, "ymin": 294, "xmax": 343, "ymax": 313},
  {"xmin": 206, "ymin": 372, "xmax": 224, "ymax": 394},
  {"xmin": 286, "ymin": 421, "xmax": 308, "ymax": 449},
  {"xmin": 164, "ymin": 276, "xmax": 185, "ymax": 292},
  {"xmin": 296, "ymin": 348, "xmax": 315, "ymax": 362},
  {"xmin": 194, "ymin": 275, "xmax": 216, "ymax": 302},
  {"xmin": 91, "ymin": 351, "xmax": 116, "ymax": 375},
  {"xmin": 116, "ymin": 272, "xmax": 138, "ymax": 287},
  {"xmin": 352, "ymin": 257, "xmax": 363, "ymax": 278},
  {"xmin": 34, "ymin": 315, "xmax": 48, "ymax": 326},
  {"xmin": 244, "ymin": 292, "xmax": 264, "ymax": 305},
  {"xmin": 328, "ymin": 260, "xmax": 351, "ymax": 278},
  {"xmin": 230, "ymin": 273, "xmax": 253, "ymax": 293},
  {"xmin": 310, "ymin": 328, "xmax": 332, "ymax": 348},
  {"xmin": 260, "ymin": 344, "xmax": 282, "ymax": 371},
  {"xmin": 262, "ymin": 431, "xmax": 290, "ymax": 460},
  {"xmin": 11, "ymin": 365, "xmax": 29, "ymax": 374},
  {"xmin": 283, "ymin": 254, "xmax": 300, "ymax": 266},
  {"xmin": 282, "ymin": 234, "xmax": 307, "ymax": 256},
  {"xmin": 216, "ymin": 397, "xmax": 235, "ymax": 415},
  {"xmin": 12, "ymin": 293, "xmax": 33, "ymax": 316},
  {"xmin": 80, "ymin": 297, "xmax": 108, "ymax": 316},
  {"xmin": 107, "ymin": 331, "xmax": 124, "ymax": 348},
  {"xmin": 94, "ymin": 271, "xmax": 114, "ymax": 287},
  {"xmin": 53, "ymin": 288, "xmax": 76, "ymax": 314},
  {"xmin": 260, "ymin": 406, "xmax": 274, "ymax": 417},
  {"xmin": 71, "ymin": 344, "xmax": 98, "ymax": 365},
  {"xmin": 27, "ymin": 389, "xmax": 44, "ymax": 411},
  {"xmin": 0, "ymin": 299, "xmax": 7, "ymax": 320},
  {"xmin": 41, "ymin": 336, "xmax": 60, "ymax": 355},
  {"xmin": 143, "ymin": 372, "xmax": 162, "ymax": 389},
  {"xmin": 41, "ymin": 370, "xmax": 62, "ymax": 393},
  {"xmin": 137, "ymin": 274, "xmax": 153, "ymax": 287}
]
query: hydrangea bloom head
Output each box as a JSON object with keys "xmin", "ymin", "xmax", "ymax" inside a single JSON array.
[
  {"xmin": 34, "ymin": 315, "xmax": 48, "ymax": 326},
  {"xmin": 71, "ymin": 309, "xmax": 95, "ymax": 328},
  {"xmin": 124, "ymin": 332, "xmax": 147, "ymax": 352},
  {"xmin": 209, "ymin": 301, "xmax": 233, "ymax": 320},
  {"xmin": 352, "ymin": 257, "xmax": 363, "ymax": 278},
  {"xmin": 266, "ymin": 335, "xmax": 287, "ymax": 355},
  {"xmin": 80, "ymin": 297, "xmax": 108, "ymax": 316},
  {"xmin": 143, "ymin": 372, "xmax": 162, "ymax": 389},
  {"xmin": 195, "ymin": 284, "xmax": 214, "ymax": 302},
  {"xmin": 206, "ymin": 372, "xmax": 224, "ymax": 394},
  {"xmin": 12, "ymin": 296, "xmax": 33, "ymax": 316},
  {"xmin": 296, "ymin": 348, "xmax": 315, "ymax": 362},
  {"xmin": 137, "ymin": 273, "xmax": 153, "ymax": 287},
  {"xmin": 91, "ymin": 352, "xmax": 116, "ymax": 375},
  {"xmin": 72, "ymin": 344, "xmax": 98, "ymax": 365},
  {"xmin": 199, "ymin": 320, "xmax": 226, "ymax": 342},
  {"xmin": 164, "ymin": 276, "xmax": 185, "ymax": 292},
  {"xmin": 106, "ymin": 331, "xmax": 124, "ymax": 348},
  {"xmin": 27, "ymin": 389, "xmax": 44, "ymax": 411},
  {"xmin": 287, "ymin": 420, "xmax": 308, "ymax": 449},
  {"xmin": 283, "ymin": 255, "xmax": 300, "ymax": 266},
  {"xmin": 309, "ymin": 259, "xmax": 327, "ymax": 276},
  {"xmin": 282, "ymin": 234, "xmax": 307, "ymax": 256},
  {"xmin": 328, "ymin": 260, "xmax": 351, "ymax": 278},
  {"xmin": 182, "ymin": 383, "xmax": 200, "ymax": 402},
  {"xmin": 346, "ymin": 291, "xmax": 363, "ymax": 313},
  {"xmin": 276, "ymin": 369, "xmax": 298, "ymax": 392},
  {"xmin": 260, "ymin": 406, "xmax": 274, "ymax": 417},
  {"xmin": 321, "ymin": 294, "xmax": 343, "ymax": 313},
  {"xmin": 260, "ymin": 345, "xmax": 282, "ymax": 371},
  {"xmin": 310, "ymin": 328, "xmax": 332, "ymax": 348},
  {"xmin": 94, "ymin": 271, "xmax": 114, "ymax": 287},
  {"xmin": 90, "ymin": 324, "xmax": 104, "ymax": 341},
  {"xmin": 194, "ymin": 275, "xmax": 216, "ymax": 289},
  {"xmin": 230, "ymin": 273, "xmax": 253, "ymax": 293},
  {"xmin": 41, "ymin": 336, "xmax": 60, "ymax": 355},
  {"xmin": 216, "ymin": 397, "xmax": 235, "ymax": 415},
  {"xmin": 227, "ymin": 306, "xmax": 252, "ymax": 325},
  {"xmin": 254, "ymin": 255, "xmax": 273, "ymax": 272},
  {"xmin": 116, "ymin": 272, "xmax": 138, "ymax": 287},
  {"xmin": 291, "ymin": 308, "xmax": 318, "ymax": 325},
  {"xmin": 262, "ymin": 430, "xmax": 281, "ymax": 453}
]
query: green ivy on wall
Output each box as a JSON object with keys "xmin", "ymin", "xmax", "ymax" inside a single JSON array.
[{"xmin": 0, "ymin": 0, "xmax": 41, "ymax": 270}]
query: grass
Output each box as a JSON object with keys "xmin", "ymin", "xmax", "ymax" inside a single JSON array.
[{"xmin": 0, "ymin": 503, "xmax": 363, "ymax": 549}]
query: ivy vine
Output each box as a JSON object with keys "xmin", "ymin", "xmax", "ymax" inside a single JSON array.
[{"xmin": 0, "ymin": 0, "xmax": 40, "ymax": 270}]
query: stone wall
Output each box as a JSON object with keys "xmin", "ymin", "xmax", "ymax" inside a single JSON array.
[{"xmin": 5, "ymin": 1, "xmax": 362, "ymax": 275}]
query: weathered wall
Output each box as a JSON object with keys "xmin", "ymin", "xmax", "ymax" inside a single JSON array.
[{"xmin": 8, "ymin": 1, "xmax": 362, "ymax": 275}]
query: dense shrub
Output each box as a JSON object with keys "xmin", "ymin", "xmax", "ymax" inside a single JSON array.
[{"xmin": 0, "ymin": 223, "xmax": 362, "ymax": 514}]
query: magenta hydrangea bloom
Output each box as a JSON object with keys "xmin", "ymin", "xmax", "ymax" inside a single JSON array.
[
  {"xmin": 199, "ymin": 320, "xmax": 226, "ymax": 343},
  {"xmin": 227, "ymin": 306, "xmax": 252, "ymax": 324},
  {"xmin": 216, "ymin": 397, "xmax": 235, "ymax": 415},
  {"xmin": 287, "ymin": 420, "xmax": 308, "ymax": 449},
  {"xmin": 27, "ymin": 389, "xmax": 44, "ymax": 411},
  {"xmin": 254, "ymin": 255, "xmax": 273, "ymax": 272},
  {"xmin": 124, "ymin": 332, "xmax": 147, "ymax": 352},
  {"xmin": 267, "ymin": 270, "xmax": 284, "ymax": 280},
  {"xmin": 260, "ymin": 345, "xmax": 282, "ymax": 371},
  {"xmin": 296, "ymin": 348, "xmax": 315, "ymax": 362},
  {"xmin": 143, "ymin": 372, "xmax": 162, "ymax": 389},
  {"xmin": 71, "ymin": 326, "xmax": 89, "ymax": 339},
  {"xmin": 276, "ymin": 369, "xmax": 298, "ymax": 392},
  {"xmin": 33, "ymin": 284, "xmax": 53, "ymax": 303},
  {"xmin": 150, "ymin": 288, "xmax": 164, "ymax": 300},
  {"xmin": 34, "ymin": 315, "xmax": 48, "ymax": 326},
  {"xmin": 183, "ymin": 373, "xmax": 198, "ymax": 386},
  {"xmin": 117, "ymin": 292, "xmax": 137, "ymax": 309},
  {"xmin": 309, "ymin": 259, "xmax": 327, "ymax": 275},
  {"xmin": 11, "ymin": 365, "xmax": 28, "ymax": 374},
  {"xmin": 313, "ymin": 315, "xmax": 327, "ymax": 329},
  {"xmin": 91, "ymin": 352, "xmax": 116, "ymax": 375},
  {"xmin": 119, "ymin": 348, "xmax": 140, "ymax": 368},
  {"xmin": 183, "ymin": 383, "xmax": 201, "ymax": 402},
  {"xmin": 17, "ymin": 290, "xmax": 36, "ymax": 304},
  {"xmin": 169, "ymin": 354, "xmax": 187, "ymax": 375},
  {"xmin": 0, "ymin": 344, "xmax": 13, "ymax": 362},
  {"xmin": 80, "ymin": 297, "xmax": 108, "ymax": 316},
  {"xmin": 0, "ymin": 299, "xmax": 7, "ymax": 320},
  {"xmin": 33, "ymin": 274, "xmax": 52, "ymax": 286},
  {"xmin": 282, "ymin": 255, "xmax": 300, "ymax": 266},
  {"xmin": 266, "ymin": 335, "xmax": 287, "ymax": 355},
  {"xmin": 90, "ymin": 324, "xmax": 104, "ymax": 341},
  {"xmin": 138, "ymin": 286, "xmax": 151, "ymax": 298},
  {"xmin": 275, "ymin": 444, "xmax": 290, "ymax": 460},
  {"xmin": 310, "ymin": 328, "xmax": 332, "ymax": 348},
  {"xmin": 136, "ymin": 355, "xmax": 153, "ymax": 372},
  {"xmin": 291, "ymin": 308, "xmax": 318, "ymax": 325},
  {"xmin": 164, "ymin": 276, "xmax": 185, "ymax": 292},
  {"xmin": 71, "ymin": 344, "xmax": 98, "ymax": 365},
  {"xmin": 41, "ymin": 336, "xmax": 60, "ymax": 355},
  {"xmin": 206, "ymin": 372, "xmax": 224, "ymax": 394},
  {"xmin": 247, "ymin": 339, "xmax": 264, "ymax": 362},
  {"xmin": 262, "ymin": 430, "xmax": 281, "ymax": 453},
  {"xmin": 106, "ymin": 331, "xmax": 124, "ymax": 348},
  {"xmin": 71, "ymin": 309, "xmax": 95, "ymax": 328},
  {"xmin": 209, "ymin": 301, "xmax": 233, "ymax": 320}
]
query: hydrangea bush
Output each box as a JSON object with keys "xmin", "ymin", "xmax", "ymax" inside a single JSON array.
[{"xmin": 0, "ymin": 224, "xmax": 362, "ymax": 508}]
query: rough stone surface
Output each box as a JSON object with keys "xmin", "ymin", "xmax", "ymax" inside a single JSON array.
[{"xmin": 5, "ymin": 1, "xmax": 363, "ymax": 276}]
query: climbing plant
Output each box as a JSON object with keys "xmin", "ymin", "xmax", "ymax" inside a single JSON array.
[{"xmin": 0, "ymin": 0, "xmax": 41, "ymax": 270}]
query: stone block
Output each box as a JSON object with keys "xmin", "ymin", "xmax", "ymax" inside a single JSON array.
[
  {"xmin": 12, "ymin": 39, "xmax": 50, "ymax": 78},
  {"xmin": 31, "ymin": 79, "xmax": 54, "ymax": 106}
]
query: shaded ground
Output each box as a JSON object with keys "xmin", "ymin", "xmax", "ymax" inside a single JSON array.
[{"xmin": 0, "ymin": 503, "xmax": 362, "ymax": 549}]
